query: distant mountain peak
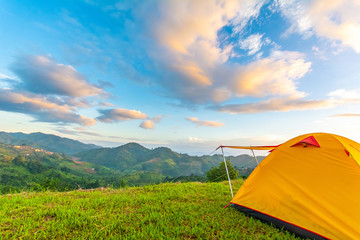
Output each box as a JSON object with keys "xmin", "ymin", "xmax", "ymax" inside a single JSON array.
[
  {"xmin": 0, "ymin": 131, "xmax": 100, "ymax": 155},
  {"xmin": 115, "ymin": 142, "xmax": 148, "ymax": 151},
  {"xmin": 153, "ymin": 147, "xmax": 173, "ymax": 153}
]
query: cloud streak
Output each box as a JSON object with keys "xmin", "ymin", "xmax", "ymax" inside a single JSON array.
[
  {"xmin": 0, "ymin": 89, "xmax": 96, "ymax": 126},
  {"xmin": 214, "ymin": 89, "xmax": 360, "ymax": 114},
  {"xmin": 97, "ymin": 108, "xmax": 147, "ymax": 123},
  {"xmin": 186, "ymin": 117, "xmax": 224, "ymax": 127},
  {"xmin": 331, "ymin": 113, "xmax": 360, "ymax": 118}
]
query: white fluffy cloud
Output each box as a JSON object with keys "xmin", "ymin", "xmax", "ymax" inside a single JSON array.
[
  {"xmin": 232, "ymin": 51, "xmax": 311, "ymax": 98},
  {"xmin": 239, "ymin": 33, "xmax": 264, "ymax": 55},
  {"xmin": 122, "ymin": 0, "xmax": 282, "ymax": 104},
  {"xmin": 123, "ymin": 0, "xmax": 314, "ymax": 107},
  {"xmin": 278, "ymin": 0, "xmax": 360, "ymax": 52},
  {"xmin": 94, "ymin": 0, "xmax": 359, "ymax": 115}
]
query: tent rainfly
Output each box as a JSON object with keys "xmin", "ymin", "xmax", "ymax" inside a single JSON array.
[{"xmin": 221, "ymin": 132, "xmax": 360, "ymax": 240}]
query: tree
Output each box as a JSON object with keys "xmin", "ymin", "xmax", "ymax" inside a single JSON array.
[
  {"xmin": 12, "ymin": 155, "xmax": 26, "ymax": 166},
  {"xmin": 206, "ymin": 159, "xmax": 238, "ymax": 182}
]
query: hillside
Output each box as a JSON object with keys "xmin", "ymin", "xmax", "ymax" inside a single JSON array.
[
  {"xmin": 0, "ymin": 143, "xmax": 126, "ymax": 193},
  {"xmin": 0, "ymin": 131, "xmax": 100, "ymax": 155},
  {"xmin": 0, "ymin": 180, "xmax": 301, "ymax": 239},
  {"xmin": 74, "ymin": 143, "xmax": 265, "ymax": 177}
]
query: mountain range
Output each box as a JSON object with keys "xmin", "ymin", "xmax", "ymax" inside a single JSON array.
[
  {"xmin": 0, "ymin": 131, "xmax": 100, "ymax": 155},
  {"xmin": 73, "ymin": 143, "xmax": 265, "ymax": 177},
  {"xmin": 0, "ymin": 131, "xmax": 264, "ymax": 177}
]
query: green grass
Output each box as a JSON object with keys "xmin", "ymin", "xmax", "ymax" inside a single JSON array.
[{"xmin": 0, "ymin": 180, "xmax": 301, "ymax": 239}]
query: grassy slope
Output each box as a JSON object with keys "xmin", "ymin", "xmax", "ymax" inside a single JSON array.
[{"xmin": 0, "ymin": 180, "xmax": 301, "ymax": 239}]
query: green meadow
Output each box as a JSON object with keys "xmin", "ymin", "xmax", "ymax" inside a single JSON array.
[{"xmin": 0, "ymin": 180, "xmax": 301, "ymax": 239}]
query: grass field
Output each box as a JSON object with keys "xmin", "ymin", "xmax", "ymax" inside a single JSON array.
[{"xmin": 0, "ymin": 180, "xmax": 301, "ymax": 239}]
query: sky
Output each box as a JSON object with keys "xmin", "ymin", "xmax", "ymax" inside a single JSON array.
[{"xmin": 1, "ymin": 0, "xmax": 360, "ymax": 155}]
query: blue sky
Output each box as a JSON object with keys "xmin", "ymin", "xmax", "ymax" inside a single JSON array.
[{"xmin": 1, "ymin": 0, "xmax": 360, "ymax": 155}]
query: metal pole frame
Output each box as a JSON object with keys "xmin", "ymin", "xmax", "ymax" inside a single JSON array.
[
  {"xmin": 250, "ymin": 147, "xmax": 259, "ymax": 165},
  {"xmin": 221, "ymin": 147, "xmax": 233, "ymax": 198}
]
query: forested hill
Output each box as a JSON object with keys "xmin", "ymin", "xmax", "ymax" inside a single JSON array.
[
  {"xmin": 0, "ymin": 143, "xmax": 126, "ymax": 193},
  {"xmin": 0, "ymin": 131, "xmax": 265, "ymax": 178},
  {"xmin": 0, "ymin": 132, "xmax": 100, "ymax": 155},
  {"xmin": 74, "ymin": 143, "xmax": 265, "ymax": 177}
]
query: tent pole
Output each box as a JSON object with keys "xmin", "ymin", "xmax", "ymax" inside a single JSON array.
[
  {"xmin": 250, "ymin": 147, "xmax": 259, "ymax": 165},
  {"xmin": 221, "ymin": 147, "xmax": 233, "ymax": 198}
]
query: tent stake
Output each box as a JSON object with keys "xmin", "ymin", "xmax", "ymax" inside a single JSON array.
[
  {"xmin": 250, "ymin": 148, "xmax": 259, "ymax": 165},
  {"xmin": 221, "ymin": 147, "xmax": 233, "ymax": 198}
]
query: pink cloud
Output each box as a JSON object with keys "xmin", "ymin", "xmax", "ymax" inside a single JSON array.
[
  {"xmin": 98, "ymin": 108, "xmax": 147, "ymax": 122},
  {"xmin": 140, "ymin": 120, "xmax": 155, "ymax": 129},
  {"xmin": 11, "ymin": 55, "xmax": 104, "ymax": 97},
  {"xmin": 232, "ymin": 51, "xmax": 311, "ymax": 98},
  {"xmin": 0, "ymin": 89, "xmax": 96, "ymax": 126},
  {"xmin": 186, "ymin": 117, "xmax": 224, "ymax": 127},
  {"xmin": 215, "ymin": 89, "xmax": 360, "ymax": 114}
]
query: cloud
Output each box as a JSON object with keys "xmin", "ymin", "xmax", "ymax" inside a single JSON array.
[
  {"xmin": 214, "ymin": 89, "xmax": 360, "ymax": 114},
  {"xmin": 139, "ymin": 115, "xmax": 164, "ymax": 129},
  {"xmin": 110, "ymin": 0, "xmax": 277, "ymax": 104},
  {"xmin": 0, "ymin": 73, "xmax": 16, "ymax": 80},
  {"xmin": 11, "ymin": 55, "xmax": 104, "ymax": 97},
  {"xmin": 97, "ymin": 108, "xmax": 147, "ymax": 123},
  {"xmin": 186, "ymin": 117, "xmax": 224, "ymax": 127},
  {"xmin": 0, "ymin": 89, "xmax": 96, "ymax": 126},
  {"xmin": 151, "ymin": 115, "xmax": 164, "ymax": 123},
  {"xmin": 97, "ymin": 79, "xmax": 114, "ymax": 88},
  {"xmin": 276, "ymin": 0, "xmax": 313, "ymax": 38},
  {"xmin": 140, "ymin": 120, "xmax": 155, "ymax": 129},
  {"xmin": 231, "ymin": 51, "xmax": 311, "ymax": 98},
  {"xmin": 152, "ymin": 48, "xmax": 311, "ymax": 104},
  {"xmin": 98, "ymin": 101, "xmax": 115, "ymax": 108},
  {"xmin": 188, "ymin": 136, "xmax": 204, "ymax": 143},
  {"xmin": 311, "ymin": 46, "xmax": 328, "ymax": 59},
  {"xmin": 0, "ymin": 55, "xmax": 112, "ymax": 126},
  {"xmin": 239, "ymin": 33, "xmax": 264, "ymax": 55},
  {"xmin": 146, "ymin": 0, "xmax": 247, "ymax": 55},
  {"xmin": 0, "ymin": 73, "xmax": 19, "ymax": 88},
  {"xmin": 73, "ymin": 0, "xmax": 314, "ymax": 108},
  {"xmin": 328, "ymin": 89, "xmax": 360, "ymax": 99},
  {"xmin": 135, "ymin": 1, "xmax": 312, "ymax": 105},
  {"xmin": 331, "ymin": 113, "xmax": 360, "ymax": 118},
  {"xmin": 278, "ymin": 0, "xmax": 360, "ymax": 53},
  {"xmin": 215, "ymin": 97, "xmax": 333, "ymax": 114},
  {"xmin": 56, "ymin": 127, "xmax": 103, "ymax": 136}
]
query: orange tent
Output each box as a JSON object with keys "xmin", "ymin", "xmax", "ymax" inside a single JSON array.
[{"xmin": 224, "ymin": 133, "xmax": 360, "ymax": 239}]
